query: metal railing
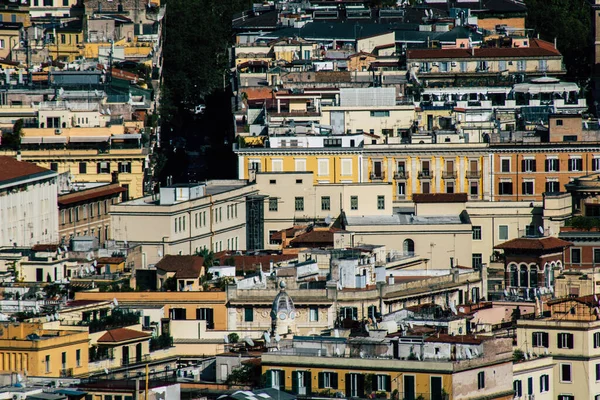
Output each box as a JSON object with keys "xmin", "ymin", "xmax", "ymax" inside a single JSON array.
[
  {"xmin": 442, "ymin": 170, "xmax": 456, "ymax": 179},
  {"xmin": 394, "ymin": 171, "xmax": 409, "ymax": 179},
  {"xmin": 370, "ymin": 172, "xmax": 385, "ymax": 180},
  {"xmin": 418, "ymin": 170, "xmax": 432, "ymax": 179},
  {"xmin": 466, "ymin": 169, "xmax": 481, "ymax": 178}
]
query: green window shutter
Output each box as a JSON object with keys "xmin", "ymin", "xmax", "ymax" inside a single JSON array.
[
  {"xmin": 357, "ymin": 374, "xmax": 365, "ymax": 398},
  {"xmin": 345, "ymin": 374, "xmax": 351, "ymax": 396},
  {"xmin": 278, "ymin": 370, "xmax": 285, "ymax": 390},
  {"xmin": 292, "ymin": 372, "xmax": 299, "ymax": 394},
  {"xmin": 305, "ymin": 371, "xmax": 312, "ymax": 395},
  {"xmin": 266, "ymin": 371, "xmax": 272, "ymax": 388},
  {"xmin": 385, "ymin": 375, "xmax": 391, "ymax": 392},
  {"xmin": 332, "ymin": 372, "xmax": 339, "ymax": 389},
  {"xmin": 318, "ymin": 372, "xmax": 324, "ymax": 389},
  {"xmin": 372, "ymin": 374, "xmax": 378, "ymax": 392}
]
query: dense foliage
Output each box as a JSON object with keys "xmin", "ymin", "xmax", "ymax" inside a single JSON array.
[{"xmin": 525, "ymin": 0, "xmax": 592, "ymax": 80}]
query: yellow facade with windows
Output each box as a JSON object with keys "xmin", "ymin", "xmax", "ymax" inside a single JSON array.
[
  {"xmin": 47, "ymin": 28, "xmax": 84, "ymax": 62},
  {"xmin": 0, "ymin": 322, "xmax": 89, "ymax": 377}
]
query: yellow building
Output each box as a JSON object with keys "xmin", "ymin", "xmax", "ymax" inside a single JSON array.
[
  {"xmin": 47, "ymin": 19, "xmax": 84, "ymax": 62},
  {"xmin": 0, "ymin": 322, "xmax": 89, "ymax": 377},
  {"xmin": 262, "ymin": 335, "xmax": 514, "ymax": 400},
  {"xmin": 0, "ymin": 22, "xmax": 22, "ymax": 60},
  {"xmin": 0, "ymin": 4, "xmax": 30, "ymax": 28},
  {"xmin": 2, "ymin": 124, "xmax": 147, "ymax": 199}
]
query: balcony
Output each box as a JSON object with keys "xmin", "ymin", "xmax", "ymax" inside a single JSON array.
[
  {"xmin": 394, "ymin": 171, "xmax": 409, "ymax": 180},
  {"xmin": 60, "ymin": 367, "xmax": 73, "ymax": 377},
  {"xmin": 370, "ymin": 172, "xmax": 386, "ymax": 181},
  {"xmin": 467, "ymin": 169, "xmax": 481, "ymax": 179},
  {"xmin": 418, "ymin": 170, "xmax": 432, "ymax": 179},
  {"xmin": 442, "ymin": 170, "xmax": 456, "ymax": 179}
]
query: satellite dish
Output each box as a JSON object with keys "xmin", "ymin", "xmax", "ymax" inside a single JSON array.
[
  {"xmin": 224, "ymin": 334, "xmax": 229, "ymax": 344},
  {"xmin": 62, "ymin": 245, "xmax": 68, "ymax": 252},
  {"xmin": 16, "ymin": 374, "xmax": 22, "ymax": 382},
  {"xmin": 157, "ymin": 250, "xmax": 163, "ymax": 258},
  {"xmin": 503, "ymin": 289, "xmax": 508, "ymax": 297},
  {"xmin": 54, "ymin": 313, "xmax": 60, "ymax": 321},
  {"xmin": 244, "ymin": 337, "xmax": 255, "ymax": 347},
  {"xmin": 416, "ymin": 353, "xmax": 421, "ymax": 361},
  {"xmin": 334, "ymin": 329, "xmax": 339, "ymax": 338},
  {"xmin": 57, "ymin": 248, "xmax": 62, "ymax": 255},
  {"xmin": 595, "ymin": 295, "xmax": 598, "ymax": 303},
  {"xmin": 263, "ymin": 331, "xmax": 271, "ymax": 344},
  {"xmin": 334, "ymin": 348, "xmax": 340, "ymax": 356},
  {"xmin": 538, "ymin": 226, "xmax": 544, "ymax": 235},
  {"xmin": 359, "ymin": 351, "xmax": 364, "ymax": 358},
  {"xmin": 524, "ymin": 352, "xmax": 529, "ymax": 360},
  {"xmin": 544, "ymin": 348, "xmax": 549, "ymax": 355},
  {"xmin": 92, "ymin": 260, "xmax": 97, "ymax": 267},
  {"xmin": 324, "ymin": 215, "xmax": 332, "ymax": 225},
  {"xmin": 113, "ymin": 298, "xmax": 118, "ymax": 307},
  {"xmin": 104, "ymin": 368, "xmax": 109, "ymax": 375}
]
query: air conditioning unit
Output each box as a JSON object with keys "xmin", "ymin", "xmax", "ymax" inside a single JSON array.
[
  {"xmin": 451, "ymin": 62, "xmax": 457, "ymax": 67},
  {"xmin": 54, "ymin": 129, "xmax": 62, "ymax": 135},
  {"xmin": 412, "ymin": 63, "xmax": 419, "ymax": 67},
  {"xmin": 432, "ymin": 63, "xmax": 438, "ymax": 66}
]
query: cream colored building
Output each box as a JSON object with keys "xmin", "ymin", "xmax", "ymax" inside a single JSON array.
[
  {"xmin": 321, "ymin": 104, "xmax": 414, "ymax": 137},
  {"xmin": 512, "ymin": 357, "xmax": 554, "ymax": 400},
  {"xmin": 516, "ymin": 296, "xmax": 600, "ymax": 400},
  {"xmin": 0, "ymin": 156, "xmax": 58, "ymax": 247},
  {"xmin": 110, "ymin": 181, "xmax": 258, "ymax": 258}
]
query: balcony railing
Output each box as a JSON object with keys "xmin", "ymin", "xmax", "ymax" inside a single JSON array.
[
  {"xmin": 370, "ymin": 172, "xmax": 385, "ymax": 180},
  {"xmin": 418, "ymin": 170, "xmax": 432, "ymax": 179},
  {"xmin": 442, "ymin": 170, "xmax": 456, "ymax": 179},
  {"xmin": 394, "ymin": 171, "xmax": 409, "ymax": 180},
  {"xmin": 467, "ymin": 169, "xmax": 481, "ymax": 178}
]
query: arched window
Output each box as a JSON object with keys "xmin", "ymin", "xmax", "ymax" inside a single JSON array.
[
  {"xmin": 529, "ymin": 266, "xmax": 538, "ymax": 288},
  {"xmin": 510, "ymin": 264, "xmax": 518, "ymax": 287},
  {"xmin": 519, "ymin": 265, "xmax": 529, "ymax": 288},
  {"xmin": 403, "ymin": 239, "xmax": 414, "ymax": 255}
]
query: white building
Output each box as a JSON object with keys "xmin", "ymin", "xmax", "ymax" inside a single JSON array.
[{"xmin": 0, "ymin": 156, "xmax": 58, "ymax": 247}]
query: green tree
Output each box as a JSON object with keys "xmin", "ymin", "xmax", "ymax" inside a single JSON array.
[
  {"xmin": 525, "ymin": 0, "xmax": 592, "ymax": 80},
  {"xmin": 195, "ymin": 248, "xmax": 215, "ymax": 267}
]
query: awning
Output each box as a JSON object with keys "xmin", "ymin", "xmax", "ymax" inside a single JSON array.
[
  {"xmin": 111, "ymin": 134, "xmax": 141, "ymax": 140},
  {"xmin": 69, "ymin": 136, "xmax": 110, "ymax": 143},
  {"xmin": 21, "ymin": 137, "xmax": 42, "ymax": 144},
  {"xmin": 42, "ymin": 136, "xmax": 67, "ymax": 144}
]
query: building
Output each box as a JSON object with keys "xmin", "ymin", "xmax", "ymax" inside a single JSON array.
[
  {"xmin": 262, "ymin": 334, "xmax": 514, "ymax": 399},
  {"xmin": 155, "ymin": 255, "xmax": 206, "ymax": 292},
  {"xmin": 58, "ymin": 182, "xmax": 126, "ymax": 245},
  {"xmin": 110, "ymin": 181, "xmax": 258, "ymax": 259},
  {"xmin": 0, "ymin": 322, "xmax": 89, "ymax": 378},
  {"xmin": 0, "ymin": 156, "xmax": 58, "ymax": 247},
  {"xmin": 516, "ymin": 295, "xmax": 600, "ymax": 400}
]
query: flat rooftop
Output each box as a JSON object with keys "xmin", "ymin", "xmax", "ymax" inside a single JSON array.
[{"xmin": 345, "ymin": 214, "xmax": 464, "ymax": 226}]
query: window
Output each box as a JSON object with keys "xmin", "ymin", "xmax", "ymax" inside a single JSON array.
[
  {"xmin": 446, "ymin": 181, "xmax": 454, "ymax": 193},
  {"xmin": 97, "ymin": 162, "xmax": 110, "ymax": 174},
  {"xmin": 472, "ymin": 226, "xmax": 482, "ymax": 240},
  {"xmin": 539, "ymin": 374, "xmax": 549, "ymax": 393},
  {"xmin": 318, "ymin": 372, "xmax": 338, "ymax": 389},
  {"xmin": 340, "ymin": 307, "xmax": 358, "ymax": 320},
  {"xmin": 594, "ymin": 248, "xmax": 600, "ymax": 264},
  {"xmin": 296, "ymin": 179, "xmax": 302, "ymax": 184},
  {"xmin": 324, "ymin": 138, "xmax": 342, "ymax": 147},
  {"xmin": 558, "ymin": 396, "xmax": 574, "ymax": 400},
  {"xmin": 244, "ymin": 307, "xmax": 253, "ymax": 322},
  {"xmin": 513, "ymin": 380, "xmax": 522, "ymax": 397},
  {"xmin": 318, "ymin": 159, "xmax": 329, "ymax": 176},
  {"xmin": 498, "ymin": 181, "xmax": 513, "ymax": 195},
  {"xmin": 517, "ymin": 60, "xmax": 526, "ymax": 71},
  {"xmin": 478, "ymin": 60, "xmax": 488, "ymax": 71},
  {"xmin": 50, "ymin": 162, "xmax": 58, "ymax": 171},
  {"xmin": 397, "ymin": 182, "xmax": 406, "ymax": 197},
  {"xmin": 556, "ymin": 119, "xmax": 564, "ymax": 126},
  {"xmin": 472, "ymin": 254, "xmax": 482, "ymax": 269},
  {"xmin": 470, "ymin": 181, "xmax": 479, "ymax": 197},
  {"xmin": 61, "ymin": 351, "xmax": 67, "ymax": 369},
  {"xmin": 350, "ymin": 196, "xmax": 358, "ymax": 210},
  {"xmin": 546, "ymin": 158, "xmax": 559, "ymax": 172},
  {"xmin": 532, "ymin": 331, "xmax": 549, "ymax": 348},
  {"xmin": 558, "ymin": 333, "xmax": 574, "ymax": 349},
  {"xmin": 341, "ymin": 159, "xmax": 353, "ymax": 176},
  {"xmin": 375, "ymin": 375, "xmax": 391, "ymax": 392},
  {"xmin": 269, "ymin": 198, "xmax": 278, "ymax": 212},
  {"xmin": 271, "ymin": 159, "xmax": 282, "ymax": 172},
  {"xmin": 571, "ymin": 248, "xmax": 581, "ymax": 264},
  {"xmin": 522, "ymin": 158, "xmax": 537, "ymax": 172},
  {"xmin": 269, "ymin": 230, "xmax": 278, "ymax": 245},
  {"xmin": 63, "ymin": 0, "xmax": 68, "ymax": 5},
  {"xmin": 309, "ymin": 306, "xmax": 319, "ymax": 322},
  {"xmin": 499, "ymin": 225, "xmax": 508, "ymax": 240},
  {"xmin": 76, "ymin": 349, "xmax": 81, "ymax": 367},
  {"xmin": 294, "ymin": 159, "xmax": 306, "ymax": 172},
  {"xmin": 268, "ymin": 370, "xmax": 285, "ymax": 390},
  {"xmin": 295, "ymin": 197, "xmax": 304, "ymax": 212},
  {"xmin": 560, "ymin": 363, "xmax": 572, "ymax": 382},
  {"xmin": 527, "ymin": 376, "xmax": 533, "ymax": 395},
  {"xmin": 45, "ymin": 355, "xmax": 50, "ymax": 373},
  {"xmin": 79, "ymin": 162, "xmax": 87, "ymax": 174},
  {"xmin": 477, "ymin": 371, "xmax": 485, "ymax": 390},
  {"xmin": 594, "ymin": 332, "xmax": 600, "ymax": 348},
  {"xmin": 594, "ymin": 158, "xmax": 600, "ymax": 172},
  {"xmin": 422, "ymin": 181, "xmax": 430, "ymax": 194},
  {"xmin": 596, "ymin": 363, "xmax": 600, "ymax": 381},
  {"xmin": 321, "ymin": 196, "xmax": 331, "ymax": 211},
  {"xmin": 370, "ymin": 111, "xmax": 390, "ymax": 117},
  {"xmin": 498, "ymin": 60, "xmax": 506, "ymax": 71},
  {"xmin": 546, "ymin": 180, "xmax": 560, "ymax": 193},
  {"xmin": 569, "ymin": 157, "xmax": 583, "ymax": 171},
  {"xmin": 522, "ymin": 180, "xmax": 534, "ymax": 195},
  {"xmin": 501, "ymin": 158, "xmax": 511, "ymax": 172},
  {"xmin": 118, "ymin": 162, "xmax": 131, "ymax": 173},
  {"xmin": 377, "ymin": 195, "xmax": 385, "ymax": 210}
]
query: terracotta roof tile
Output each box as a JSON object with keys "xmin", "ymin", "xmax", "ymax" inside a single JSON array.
[
  {"xmin": 413, "ymin": 193, "xmax": 468, "ymax": 203},
  {"xmin": 58, "ymin": 184, "xmax": 126, "ymax": 206},
  {"xmin": 31, "ymin": 244, "xmax": 60, "ymax": 252},
  {"xmin": 96, "ymin": 257, "xmax": 125, "ymax": 264},
  {"xmin": 0, "ymin": 156, "xmax": 54, "ymax": 184},
  {"xmin": 290, "ymin": 228, "xmax": 336, "ymax": 246},
  {"xmin": 214, "ymin": 252, "xmax": 297, "ymax": 273},
  {"xmin": 407, "ymin": 38, "xmax": 561, "ymax": 60},
  {"xmin": 155, "ymin": 255, "xmax": 204, "ymax": 278},
  {"xmin": 97, "ymin": 328, "xmax": 150, "ymax": 343},
  {"xmin": 494, "ymin": 236, "xmax": 572, "ymax": 251}
]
